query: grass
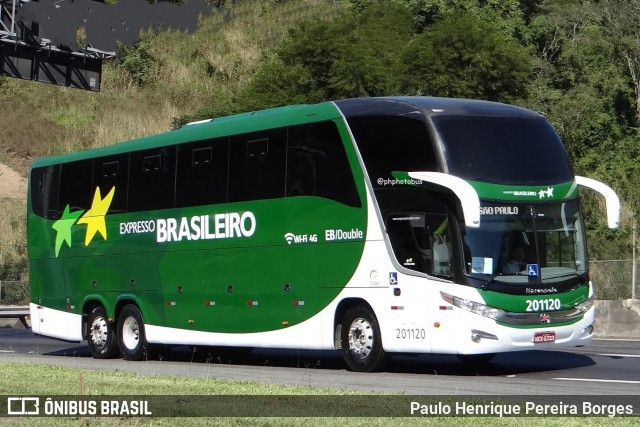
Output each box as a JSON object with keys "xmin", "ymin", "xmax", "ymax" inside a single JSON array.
[
  {"xmin": 0, "ymin": 199, "xmax": 27, "ymax": 281},
  {"xmin": 0, "ymin": 361, "xmax": 637, "ymax": 426}
]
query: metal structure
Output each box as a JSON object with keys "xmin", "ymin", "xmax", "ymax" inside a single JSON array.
[
  {"xmin": 1, "ymin": 0, "xmax": 214, "ymax": 92},
  {"xmin": 1, "ymin": 0, "xmax": 112, "ymax": 91},
  {"xmin": 633, "ymin": 223, "xmax": 637, "ymax": 299}
]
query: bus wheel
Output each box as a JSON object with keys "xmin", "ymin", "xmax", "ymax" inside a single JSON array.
[
  {"xmin": 340, "ymin": 306, "xmax": 389, "ymax": 372},
  {"xmin": 117, "ymin": 305, "xmax": 149, "ymax": 361},
  {"xmin": 86, "ymin": 306, "xmax": 118, "ymax": 359}
]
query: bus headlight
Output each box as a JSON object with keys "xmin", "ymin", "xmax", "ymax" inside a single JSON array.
[
  {"xmin": 575, "ymin": 295, "xmax": 594, "ymax": 313},
  {"xmin": 441, "ymin": 292, "xmax": 505, "ymax": 320}
]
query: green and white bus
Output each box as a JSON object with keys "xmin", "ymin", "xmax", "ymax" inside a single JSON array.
[{"xmin": 28, "ymin": 97, "xmax": 620, "ymax": 372}]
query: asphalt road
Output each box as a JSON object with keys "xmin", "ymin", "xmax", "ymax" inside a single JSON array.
[{"xmin": 1, "ymin": 327, "xmax": 639, "ymax": 396}]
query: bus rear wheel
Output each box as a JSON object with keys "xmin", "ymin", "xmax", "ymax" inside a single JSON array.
[
  {"xmin": 86, "ymin": 306, "xmax": 118, "ymax": 359},
  {"xmin": 117, "ymin": 304, "xmax": 150, "ymax": 361},
  {"xmin": 340, "ymin": 306, "xmax": 389, "ymax": 372}
]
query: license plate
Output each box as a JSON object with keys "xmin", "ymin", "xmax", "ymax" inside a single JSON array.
[{"xmin": 533, "ymin": 331, "xmax": 556, "ymax": 343}]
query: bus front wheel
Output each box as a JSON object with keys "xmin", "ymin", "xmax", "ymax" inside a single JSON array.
[
  {"xmin": 117, "ymin": 304, "xmax": 150, "ymax": 361},
  {"xmin": 340, "ymin": 306, "xmax": 389, "ymax": 372},
  {"xmin": 86, "ymin": 306, "xmax": 118, "ymax": 359}
]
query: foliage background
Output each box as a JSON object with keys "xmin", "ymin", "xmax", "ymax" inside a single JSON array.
[{"xmin": 0, "ymin": 0, "xmax": 638, "ymax": 298}]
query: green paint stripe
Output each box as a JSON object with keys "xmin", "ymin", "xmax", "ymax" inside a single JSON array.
[
  {"xmin": 477, "ymin": 286, "xmax": 589, "ymax": 313},
  {"xmin": 467, "ymin": 180, "xmax": 578, "ymax": 201},
  {"xmin": 390, "ymin": 172, "xmax": 579, "ymax": 202}
]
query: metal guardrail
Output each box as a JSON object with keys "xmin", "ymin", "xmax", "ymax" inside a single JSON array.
[
  {"xmin": 0, "ymin": 280, "xmax": 30, "ymax": 328},
  {"xmin": 0, "ymin": 305, "xmax": 29, "ymax": 328}
]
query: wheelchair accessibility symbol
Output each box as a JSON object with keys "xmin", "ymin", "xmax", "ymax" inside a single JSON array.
[
  {"xmin": 527, "ymin": 264, "xmax": 539, "ymax": 277},
  {"xmin": 389, "ymin": 272, "xmax": 398, "ymax": 285}
]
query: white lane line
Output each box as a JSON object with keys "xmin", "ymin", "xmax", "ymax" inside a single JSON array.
[
  {"xmin": 0, "ymin": 350, "xmax": 15, "ymax": 353},
  {"xmin": 554, "ymin": 378, "xmax": 640, "ymax": 384},
  {"xmin": 596, "ymin": 353, "xmax": 640, "ymax": 358}
]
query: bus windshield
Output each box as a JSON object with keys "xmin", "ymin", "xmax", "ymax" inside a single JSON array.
[
  {"xmin": 433, "ymin": 116, "xmax": 574, "ymax": 185},
  {"xmin": 461, "ymin": 199, "xmax": 587, "ymax": 284}
]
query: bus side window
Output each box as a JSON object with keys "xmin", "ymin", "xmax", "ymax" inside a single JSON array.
[
  {"xmin": 386, "ymin": 213, "xmax": 431, "ymax": 274},
  {"xmin": 129, "ymin": 147, "xmax": 176, "ymax": 212},
  {"xmin": 93, "ymin": 154, "xmax": 129, "ymax": 213},
  {"xmin": 58, "ymin": 159, "xmax": 93, "ymax": 214},
  {"xmin": 346, "ymin": 115, "xmax": 439, "ymax": 190},
  {"xmin": 30, "ymin": 165, "xmax": 60, "ymax": 220},
  {"xmin": 386, "ymin": 213, "xmax": 453, "ymax": 278},
  {"xmin": 228, "ymin": 128, "xmax": 286, "ymax": 203},
  {"xmin": 175, "ymin": 137, "xmax": 229, "ymax": 208},
  {"xmin": 286, "ymin": 121, "xmax": 360, "ymax": 207}
]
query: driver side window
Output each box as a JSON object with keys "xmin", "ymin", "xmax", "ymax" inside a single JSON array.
[{"xmin": 386, "ymin": 213, "xmax": 452, "ymax": 278}]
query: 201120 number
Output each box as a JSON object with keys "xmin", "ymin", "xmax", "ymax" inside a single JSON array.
[
  {"xmin": 396, "ymin": 328, "xmax": 426, "ymax": 340},
  {"xmin": 526, "ymin": 298, "xmax": 561, "ymax": 312}
]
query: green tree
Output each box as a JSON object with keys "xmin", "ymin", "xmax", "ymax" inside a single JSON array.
[
  {"xmin": 398, "ymin": 11, "xmax": 532, "ymax": 102},
  {"xmin": 114, "ymin": 33, "xmax": 159, "ymax": 87},
  {"xmin": 524, "ymin": 1, "xmax": 637, "ymax": 185},
  {"xmin": 236, "ymin": 2, "xmax": 414, "ymax": 110},
  {"xmin": 523, "ymin": 0, "xmax": 639, "ymax": 265},
  {"xmin": 600, "ymin": 0, "xmax": 640, "ymax": 118},
  {"xmin": 350, "ymin": 0, "xmax": 528, "ymax": 32}
]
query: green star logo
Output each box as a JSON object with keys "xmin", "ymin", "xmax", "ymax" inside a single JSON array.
[{"xmin": 51, "ymin": 204, "xmax": 84, "ymax": 257}]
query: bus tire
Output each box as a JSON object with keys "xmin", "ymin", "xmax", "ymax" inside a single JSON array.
[
  {"xmin": 86, "ymin": 306, "xmax": 119, "ymax": 359},
  {"xmin": 340, "ymin": 306, "xmax": 389, "ymax": 372},
  {"xmin": 117, "ymin": 304, "xmax": 150, "ymax": 361}
]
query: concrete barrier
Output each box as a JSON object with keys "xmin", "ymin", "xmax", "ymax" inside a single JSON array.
[{"xmin": 594, "ymin": 299, "xmax": 640, "ymax": 339}]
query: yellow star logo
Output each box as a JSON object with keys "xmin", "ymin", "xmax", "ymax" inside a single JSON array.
[{"xmin": 77, "ymin": 186, "xmax": 115, "ymax": 246}]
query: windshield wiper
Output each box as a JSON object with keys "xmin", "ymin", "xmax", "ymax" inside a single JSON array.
[{"xmin": 481, "ymin": 273, "xmax": 513, "ymax": 289}]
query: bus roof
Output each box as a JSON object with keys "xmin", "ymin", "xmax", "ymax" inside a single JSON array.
[
  {"xmin": 31, "ymin": 101, "xmax": 342, "ymax": 168},
  {"xmin": 334, "ymin": 96, "xmax": 541, "ymax": 119},
  {"xmin": 31, "ymin": 97, "xmax": 541, "ymax": 169}
]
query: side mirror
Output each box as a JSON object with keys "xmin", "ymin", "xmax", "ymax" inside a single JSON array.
[
  {"xmin": 407, "ymin": 171, "xmax": 480, "ymax": 228},
  {"xmin": 575, "ymin": 176, "xmax": 621, "ymax": 229}
]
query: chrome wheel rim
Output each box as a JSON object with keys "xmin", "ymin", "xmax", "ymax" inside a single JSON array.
[
  {"xmin": 347, "ymin": 317, "xmax": 373, "ymax": 360},
  {"xmin": 90, "ymin": 316, "xmax": 109, "ymax": 349},
  {"xmin": 121, "ymin": 316, "xmax": 140, "ymax": 351}
]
